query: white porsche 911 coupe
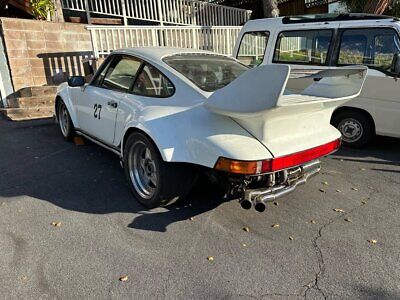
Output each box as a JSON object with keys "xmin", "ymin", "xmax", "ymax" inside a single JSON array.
[{"xmin": 55, "ymin": 47, "xmax": 366, "ymax": 212}]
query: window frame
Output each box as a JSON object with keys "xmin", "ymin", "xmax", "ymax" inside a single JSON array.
[
  {"xmin": 236, "ymin": 30, "xmax": 270, "ymax": 67},
  {"xmin": 130, "ymin": 62, "xmax": 176, "ymax": 98},
  {"xmin": 333, "ymin": 26, "xmax": 400, "ymax": 75},
  {"xmin": 90, "ymin": 54, "xmax": 175, "ymax": 98},
  {"xmin": 272, "ymin": 29, "xmax": 335, "ymax": 66}
]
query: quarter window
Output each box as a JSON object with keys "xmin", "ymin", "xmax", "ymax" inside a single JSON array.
[
  {"xmin": 337, "ymin": 28, "xmax": 400, "ymax": 72},
  {"xmin": 132, "ymin": 64, "xmax": 174, "ymax": 97},
  {"xmin": 237, "ymin": 31, "xmax": 269, "ymax": 67},
  {"xmin": 102, "ymin": 56, "xmax": 141, "ymax": 92},
  {"xmin": 273, "ymin": 30, "xmax": 333, "ymax": 65}
]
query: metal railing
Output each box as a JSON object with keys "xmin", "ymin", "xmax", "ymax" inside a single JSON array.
[
  {"xmin": 63, "ymin": 0, "xmax": 252, "ymax": 26},
  {"xmin": 87, "ymin": 25, "xmax": 242, "ymax": 58}
]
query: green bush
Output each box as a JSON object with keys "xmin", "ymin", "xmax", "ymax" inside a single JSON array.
[{"xmin": 30, "ymin": 0, "xmax": 54, "ymax": 20}]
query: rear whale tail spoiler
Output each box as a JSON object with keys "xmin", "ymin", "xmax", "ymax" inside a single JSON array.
[
  {"xmin": 204, "ymin": 64, "xmax": 368, "ymax": 118},
  {"xmin": 204, "ymin": 64, "xmax": 368, "ymax": 157}
]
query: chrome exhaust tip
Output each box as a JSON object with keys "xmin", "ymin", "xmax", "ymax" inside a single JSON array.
[
  {"xmin": 240, "ymin": 199, "xmax": 252, "ymax": 210},
  {"xmin": 254, "ymin": 201, "xmax": 266, "ymax": 213}
]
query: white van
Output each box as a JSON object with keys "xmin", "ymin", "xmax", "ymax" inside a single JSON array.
[{"xmin": 233, "ymin": 13, "xmax": 400, "ymax": 147}]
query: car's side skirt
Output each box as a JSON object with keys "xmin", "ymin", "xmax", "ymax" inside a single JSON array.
[{"xmin": 75, "ymin": 129, "xmax": 121, "ymax": 156}]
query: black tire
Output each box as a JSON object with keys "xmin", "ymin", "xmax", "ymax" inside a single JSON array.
[
  {"xmin": 57, "ymin": 100, "xmax": 75, "ymax": 141},
  {"xmin": 331, "ymin": 110, "xmax": 375, "ymax": 148},
  {"xmin": 123, "ymin": 132, "xmax": 196, "ymax": 208}
]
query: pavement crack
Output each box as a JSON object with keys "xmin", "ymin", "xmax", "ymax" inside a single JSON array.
[{"xmin": 303, "ymin": 188, "xmax": 378, "ymax": 300}]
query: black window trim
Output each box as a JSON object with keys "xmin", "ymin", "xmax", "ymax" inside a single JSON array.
[
  {"xmin": 272, "ymin": 28, "xmax": 335, "ymax": 66},
  {"xmin": 235, "ymin": 30, "xmax": 270, "ymax": 67},
  {"xmin": 129, "ymin": 61, "xmax": 176, "ymax": 99},
  {"xmin": 89, "ymin": 53, "xmax": 175, "ymax": 98},
  {"xmin": 333, "ymin": 26, "xmax": 400, "ymax": 76}
]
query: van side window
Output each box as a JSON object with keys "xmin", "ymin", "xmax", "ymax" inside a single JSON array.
[
  {"xmin": 237, "ymin": 31, "xmax": 269, "ymax": 67},
  {"xmin": 273, "ymin": 30, "xmax": 333, "ymax": 65},
  {"xmin": 337, "ymin": 28, "xmax": 400, "ymax": 72}
]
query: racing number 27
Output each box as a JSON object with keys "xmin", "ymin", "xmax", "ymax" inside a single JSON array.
[{"xmin": 93, "ymin": 104, "xmax": 102, "ymax": 120}]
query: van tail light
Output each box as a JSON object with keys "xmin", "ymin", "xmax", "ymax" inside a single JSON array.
[{"xmin": 214, "ymin": 139, "xmax": 341, "ymax": 175}]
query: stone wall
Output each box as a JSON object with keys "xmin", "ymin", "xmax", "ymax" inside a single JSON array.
[{"xmin": 0, "ymin": 18, "xmax": 94, "ymax": 92}]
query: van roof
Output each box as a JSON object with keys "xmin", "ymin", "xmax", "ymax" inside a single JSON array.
[{"xmin": 244, "ymin": 13, "xmax": 398, "ymax": 30}]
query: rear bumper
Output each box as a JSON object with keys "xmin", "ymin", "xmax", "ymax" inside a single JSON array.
[{"xmin": 242, "ymin": 159, "xmax": 321, "ymax": 204}]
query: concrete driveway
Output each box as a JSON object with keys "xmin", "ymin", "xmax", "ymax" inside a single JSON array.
[{"xmin": 0, "ymin": 118, "xmax": 399, "ymax": 300}]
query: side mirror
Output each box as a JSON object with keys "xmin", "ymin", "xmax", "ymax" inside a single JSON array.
[
  {"xmin": 68, "ymin": 76, "xmax": 85, "ymax": 87},
  {"xmin": 391, "ymin": 53, "xmax": 400, "ymax": 75}
]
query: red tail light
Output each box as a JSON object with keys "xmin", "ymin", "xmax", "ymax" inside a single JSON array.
[{"xmin": 215, "ymin": 139, "xmax": 341, "ymax": 175}]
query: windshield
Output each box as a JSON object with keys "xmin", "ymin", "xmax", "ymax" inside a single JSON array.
[{"xmin": 163, "ymin": 54, "xmax": 249, "ymax": 92}]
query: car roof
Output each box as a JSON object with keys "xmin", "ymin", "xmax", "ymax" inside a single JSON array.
[{"xmin": 112, "ymin": 47, "xmax": 225, "ymax": 64}]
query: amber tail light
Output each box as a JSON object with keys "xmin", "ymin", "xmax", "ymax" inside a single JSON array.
[{"xmin": 214, "ymin": 139, "xmax": 341, "ymax": 175}]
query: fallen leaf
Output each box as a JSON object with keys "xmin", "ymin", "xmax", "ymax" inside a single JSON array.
[
  {"xmin": 273, "ymin": 201, "xmax": 279, "ymax": 206},
  {"xmin": 310, "ymin": 220, "xmax": 316, "ymax": 224},
  {"xmin": 361, "ymin": 200, "xmax": 367, "ymax": 205},
  {"xmin": 352, "ymin": 187, "xmax": 359, "ymax": 191},
  {"xmin": 289, "ymin": 236, "xmax": 293, "ymax": 241},
  {"xmin": 319, "ymin": 188, "xmax": 326, "ymax": 193},
  {"xmin": 271, "ymin": 224, "xmax": 280, "ymax": 228},
  {"xmin": 368, "ymin": 239, "xmax": 377, "ymax": 244},
  {"xmin": 207, "ymin": 256, "xmax": 214, "ymax": 261},
  {"xmin": 51, "ymin": 221, "xmax": 61, "ymax": 227},
  {"xmin": 241, "ymin": 243, "xmax": 247, "ymax": 247},
  {"xmin": 333, "ymin": 208, "xmax": 345, "ymax": 213},
  {"xmin": 119, "ymin": 275, "xmax": 128, "ymax": 282},
  {"xmin": 243, "ymin": 227, "xmax": 250, "ymax": 232},
  {"xmin": 336, "ymin": 189, "xmax": 342, "ymax": 193},
  {"xmin": 322, "ymin": 181, "xmax": 329, "ymax": 186},
  {"xmin": 344, "ymin": 218, "xmax": 353, "ymax": 223},
  {"xmin": 73, "ymin": 136, "xmax": 85, "ymax": 146}
]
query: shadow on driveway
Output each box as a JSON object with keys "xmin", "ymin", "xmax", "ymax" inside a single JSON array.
[{"xmin": 0, "ymin": 119, "xmax": 224, "ymax": 232}]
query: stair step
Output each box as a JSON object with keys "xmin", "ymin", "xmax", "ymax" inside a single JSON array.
[
  {"xmin": 17, "ymin": 86, "xmax": 58, "ymax": 98},
  {"xmin": 0, "ymin": 106, "xmax": 55, "ymax": 121},
  {"xmin": 8, "ymin": 96, "xmax": 55, "ymax": 108}
]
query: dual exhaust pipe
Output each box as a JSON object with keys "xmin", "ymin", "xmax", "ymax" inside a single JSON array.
[
  {"xmin": 238, "ymin": 160, "xmax": 322, "ymax": 212},
  {"xmin": 240, "ymin": 199, "xmax": 266, "ymax": 212}
]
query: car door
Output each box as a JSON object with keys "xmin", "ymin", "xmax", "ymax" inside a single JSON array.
[
  {"xmin": 75, "ymin": 55, "xmax": 142, "ymax": 145},
  {"xmin": 335, "ymin": 26, "xmax": 400, "ymax": 138}
]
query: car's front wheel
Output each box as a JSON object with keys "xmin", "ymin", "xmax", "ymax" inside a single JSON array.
[
  {"xmin": 123, "ymin": 132, "xmax": 195, "ymax": 208},
  {"xmin": 332, "ymin": 110, "xmax": 375, "ymax": 148},
  {"xmin": 57, "ymin": 100, "xmax": 74, "ymax": 141}
]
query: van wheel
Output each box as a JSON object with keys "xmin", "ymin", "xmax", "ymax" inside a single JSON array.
[
  {"xmin": 332, "ymin": 110, "xmax": 375, "ymax": 148},
  {"xmin": 123, "ymin": 132, "xmax": 196, "ymax": 208}
]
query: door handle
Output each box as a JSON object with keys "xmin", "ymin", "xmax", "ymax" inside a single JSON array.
[{"xmin": 107, "ymin": 101, "xmax": 118, "ymax": 108}]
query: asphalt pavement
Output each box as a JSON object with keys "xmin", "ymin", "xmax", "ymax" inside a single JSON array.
[{"xmin": 0, "ymin": 117, "xmax": 399, "ymax": 300}]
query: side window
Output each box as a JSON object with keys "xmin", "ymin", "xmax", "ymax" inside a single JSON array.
[
  {"xmin": 102, "ymin": 56, "xmax": 142, "ymax": 92},
  {"xmin": 337, "ymin": 28, "xmax": 400, "ymax": 71},
  {"xmin": 273, "ymin": 30, "xmax": 333, "ymax": 65},
  {"xmin": 237, "ymin": 31, "xmax": 269, "ymax": 67},
  {"xmin": 132, "ymin": 64, "xmax": 174, "ymax": 97},
  {"xmin": 91, "ymin": 56, "xmax": 113, "ymax": 87}
]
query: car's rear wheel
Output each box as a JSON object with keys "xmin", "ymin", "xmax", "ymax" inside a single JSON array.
[
  {"xmin": 123, "ymin": 132, "xmax": 195, "ymax": 208},
  {"xmin": 57, "ymin": 100, "xmax": 74, "ymax": 141},
  {"xmin": 332, "ymin": 110, "xmax": 375, "ymax": 148}
]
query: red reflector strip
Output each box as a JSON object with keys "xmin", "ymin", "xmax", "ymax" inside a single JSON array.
[{"xmin": 262, "ymin": 139, "xmax": 341, "ymax": 172}]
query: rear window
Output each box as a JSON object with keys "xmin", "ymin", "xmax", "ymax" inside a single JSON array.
[{"xmin": 163, "ymin": 54, "xmax": 248, "ymax": 92}]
